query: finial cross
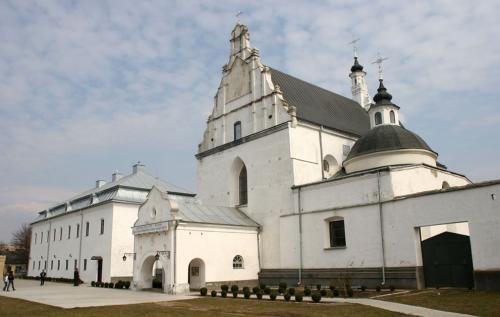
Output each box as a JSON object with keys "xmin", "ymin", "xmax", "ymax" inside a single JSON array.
[
  {"xmin": 372, "ymin": 52, "xmax": 389, "ymax": 80},
  {"xmin": 236, "ymin": 11, "xmax": 243, "ymax": 23},
  {"xmin": 348, "ymin": 38, "xmax": 360, "ymax": 58}
]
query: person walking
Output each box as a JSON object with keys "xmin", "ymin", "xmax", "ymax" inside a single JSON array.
[
  {"xmin": 2, "ymin": 274, "xmax": 7, "ymax": 291},
  {"xmin": 40, "ymin": 269, "xmax": 47, "ymax": 286},
  {"xmin": 7, "ymin": 271, "xmax": 15, "ymax": 291},
  {"xmin": 73, "ymin": 268, "xmax": 80, "ymax": 286}
]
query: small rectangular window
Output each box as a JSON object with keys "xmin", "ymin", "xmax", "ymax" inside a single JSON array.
[
  {"xmin": 65, "ymin": 260, "xmax": 68, "ymax": 271},
  {"xmin": 68, "ymin": 225, "xmax": 71, "ymax": 239},
  {"xmin": 53, "ymin": 229, "xmax": 56, "ymax": 241},
  {"xmin": 329, "ymin": 220, "xmax": 346, "ymax": 247},
  {"xmin": 41, "ymin": 232, "xmax": 43, "ymax": 244},
  {"xmin": 57, "ymin": 260, "xmax": 60, "ymax": 270},
  {"xmin": 38, "ymin": 261, "xmax": 41, "ymax": 270},
  {"xmin": 47, "ymin": 231, "xmax": 49, "ymax": 242},
  {"xmin": 33, "ymin": 261, "xmax": 35, "ymax": 270},
  {"xmin": 85, "ymin": 222, "xmax": 89, "ymax": 236},
  {"xmin": 100, "ymin": 219, "xmax": 104, "ymax": 235},
  {"xmin": 35, "ymin": 233, "xmax": 37, "ymax": 245},
  {"xmin": 44, "ymin": 261, "xmax": 47, "ymax": 270},
  {"xmin": 51, "ymin": 260, "xmax": 53, "ymax": 270},
  {"xmin": 59, "ymin": 227, "xmax": 63, "ymax": 240},
  {"xmin": 74, "ymin": 259, "xmax": 77, "ymax": 269},
  {"xmin": 84, "ymin": 259, "xmax": 87, "ymax": 271},
  {"xmin": 234, "ymin": 121, "xmax": 242, "ymax": 140},
  {"xmin": 76, "ymin": 224, "xmax": 80, "ymax": 238}
]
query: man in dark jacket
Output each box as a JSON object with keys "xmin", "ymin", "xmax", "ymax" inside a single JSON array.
[
  {"xmin": 73, "ymin": 268, "xmax": 80, "ymax": 286},
  {"xmin": 40, "ymin": 270, "xmax": 47, "ymax": 286},
  {"xmin": 7, "ymin": 271, "xmax": 15, "ymax": 291}
]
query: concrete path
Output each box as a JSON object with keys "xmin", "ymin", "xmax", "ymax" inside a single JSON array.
[{"xmin": 0, "ymin": 279, "xmax": 194, "ymax": 308}]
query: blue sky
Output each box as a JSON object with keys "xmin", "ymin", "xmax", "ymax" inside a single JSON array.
[{"xmin": 1, "ymin": 0, "xmax": 500, "ymax": 242}]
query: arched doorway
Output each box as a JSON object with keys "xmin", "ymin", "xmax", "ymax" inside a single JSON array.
[
  {"xmin": 139, "ymin": 255, "xmax": 164, "ymax": 291},
  {"xmin": 188, "ymin": 258, "xmax": 205, "ymax": 290}
]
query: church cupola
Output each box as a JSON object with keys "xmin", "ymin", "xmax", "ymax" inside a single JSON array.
[
  {"xmin": 349, "ymin": 56, "xmax": 372, "ymax": 110},
  {"xmin": 368, "ymin": 79, "xmax": 401, "ymax": 128}
]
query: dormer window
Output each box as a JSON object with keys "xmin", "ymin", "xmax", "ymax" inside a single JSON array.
[
  {"xmin": 234, "ymin": 121, "xmax": 242, "ymax": 140},
  {"xmin": 375, "ymin": 112, "xmax": 383, "ymax": 125},
  {"xmin": 390, "ymin": 110, "xmax": 396, "ymax": 124}
]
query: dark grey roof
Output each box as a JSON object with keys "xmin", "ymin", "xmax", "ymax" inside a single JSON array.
[
  {"xmin": 346, "ymin": 125, "xmax": 436, "ymax": 161},
  {"xmin": 269, "ymin": 68, "xmax": 370, "ymax": 136}
]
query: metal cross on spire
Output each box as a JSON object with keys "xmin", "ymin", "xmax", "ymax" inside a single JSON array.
[
  {"xmin": 236, "ymin": 11, "xmax": 243, "ymax": 23},
  {"xmin": 348, "ymin": 38, "xmax": 360, "ymax": 58},
  {"xmin": 372, "ymin": 52, "xmax": 389, "ymax": 80}
]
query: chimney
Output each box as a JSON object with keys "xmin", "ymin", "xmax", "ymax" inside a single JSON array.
[
  {"xmin": 96, "ymin": 180, "xmax": 106, "ymax": 188},
  {"xmin": 132, "ymin": 162, "xmax": 145, "ymax": 174},
  {"xmin": 112, "ymin": 171, "xmax": 123, "ymax": 182}
]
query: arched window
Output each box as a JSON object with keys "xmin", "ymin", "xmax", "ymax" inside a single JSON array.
[
  {"xmin": 239, "ymin": 165, "xmax": 248, "ymax": 205},
  {"xmin": 390, "ymin": 110, "xmax": 396, "ymax": 124},
  {"xmin": 233, "ymin": 255, "xmax": 244, "ymax": 269},
  {"xmin": 323, "ymin": 160, "xmax": 330, "ymax": 173},
  {"xmin": 375, "ymin": 112, "xmax": 382, "ymax": 125},
  {"xmin": 234, "ymin": 121, "xmax": 242, "ymax": 140},
  {"xmin": 442, "ymin": 181, "xmax": 450, "ymax": 189}
]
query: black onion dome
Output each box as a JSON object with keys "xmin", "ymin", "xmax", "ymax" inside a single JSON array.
[
  {"xmin": 346, "ymin": 125, "xmax": 436, "ymax": 161},
  {"xmin": 350, "ymin": 57, "xmax": 364, "ymax": 72},
  {"xmin": 371, "ymin": 79, "xmax": 400, "ymax": 109}
]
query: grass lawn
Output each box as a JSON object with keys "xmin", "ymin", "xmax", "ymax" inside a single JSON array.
[
  {"xmin": 382, "ymin": 289, "xmax": 500, "ymax": 317},
  {"xmin": 0, "ymin": 296, "xmax": 410, "ymax": 317}
]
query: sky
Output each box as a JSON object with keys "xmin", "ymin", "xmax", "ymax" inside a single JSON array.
[{"xmin": 1, "ymin": 0, "xmax": 500, "ymax": 242}]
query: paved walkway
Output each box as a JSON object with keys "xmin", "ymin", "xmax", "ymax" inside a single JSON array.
[
  {"xmin": 1, "ymin": 280, "xmax": 477, "ymax": 316},
  {"xmin": 0, "ymin": 279, "xmax": 194, "ymax": 308}
]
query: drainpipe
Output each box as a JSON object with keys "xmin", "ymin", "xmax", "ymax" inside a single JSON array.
[
  {"xmin": 298, "ymin": 187, "xmax": 303, "ymax": 286},
  {"xmin": 256, "ymin": 226, "xmax": 262, "ymax": 271},
  {"xmin": 319, "ymin": 126, "xmax": 325, "ymax": 180},
  {"xmin": 173, "ymin": 220, "xmax": 178, "ymax": 292},
  {"xmin": 377, "ymin": 171, "xmax": 386, "ymax": 285}
]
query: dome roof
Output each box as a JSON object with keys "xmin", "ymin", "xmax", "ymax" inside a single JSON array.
[
  {"xmin": 350, "ymin": 57, "xmax": 364, "ymax": 72},
  {"xmin": 346, "ymin": 125, "xmax": 436, "ymax": 161}
]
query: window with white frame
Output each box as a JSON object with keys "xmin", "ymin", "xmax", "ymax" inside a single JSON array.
[{"xmin": 329, "ymin": 218, "xmax": 346, "ymax": 247}]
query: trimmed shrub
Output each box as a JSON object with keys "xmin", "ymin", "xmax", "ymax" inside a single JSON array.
[
  {"xmin": 316, "ymin": 284, "xmax": 321, "ymax": 290},
  {"xmin": 232, "ymin": 291, "xmax": 238, "ymax": 298},
  {"xmin": 361, "ymin": 285, "xmax": 366, "ymax": 292},
  {"xmin": 200, "ymin": 287, "xmax": 208, "ymax": 296},
  {"xmin": 211, "ymin": 290, "xmax": 217, "ymax": 297},
  {"xmin": 270, "ymin": 292, "xmax": 277, "ymax": 301},
  {"xmin": 329, "ymin": 284, "xmax": 336, "ymax": 291},
  {"xmin": 109, "ymin": 282, "xmax": 114, "ymax": 289},
  {"xmin": 104, "ymin": 283, "xmax": 109, "ymax": 288},
  {"xmin": 264, "ymin": 287, "xmax": 271, "ymax": 295},
  {"xmin": 244, "ymin": 290, "xmax": 251, "ymax": 299},
  {"xmin": 295, "ymin": 294, "xmax": 303, "ymax": 302},
  {"xmin": 287, "ymin": 287, "xmax": 295, "ymax": 296},
  {"xmin": 278, "ymin": 282, "xmax": 287, "ymax": 291},
  {"xmin": 115, "ymin": 281, "xmax": 123, "ymax": 289},
  {"xmin": 256, "ymin": 290, "xmax": 263, "ymax": 299},
  {"xmin": 311, "ymin": 292, "xmax": 321, "ymax": 303},
  {"xmin": 221, "ymin": 290, "xmax": 227, "ymax": 298},
  {"xmin": 124, "ymin": 281, "xmax": 131, "ymax": 289},
  {"xmin": 252, "ymin": 286, "xmax": 260, "ymax": 294},
  {"xmin": 278, "ymin": 287, "xmax": 285, "ymax": 294},
  {"xmin": 284, "ymin": 293, "xmax": 291, "ymax": 301},
  {"xmin": 347, "ymin": 288, "xmax": 354, "ymax": 298},
  {"xmin": 231, "ymin": 285, "xmax": 239, "ymax": 293},
  {"xmin": 242, "ymin": 286, "xmax": 250, "ymax": 293},
  {"xmin": 304, "ymin": 288, "xmax": 311, "ymax": 296},
  {"xmin": 91, "ymin": 281, "xmax": 96, "ymax": 287},
  {"xmin": 389, "ymin": 285, "xmax": 396, "ymax": 292},
  {"xmin": 320, "ymin": 289, "xmax": 327, "ymax": 296},
  {"xmin": 333, "ymin": 289, "xmax": 339, "ymax": 297},
  {"xmin": 100, "ymin": 282, "xmax": 105, "ymax": 288},
  {"xmin": 376, "ymin": 285, "xmax": 381, "ymax": 292},
  {"xmin": 221, "ymin": 285, "xmax": 229, "ymax": 292}
]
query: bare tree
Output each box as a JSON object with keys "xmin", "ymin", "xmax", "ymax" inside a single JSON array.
[{"xmin": 10, "ymin": 223, "xmax": 31, "ymax": 265}]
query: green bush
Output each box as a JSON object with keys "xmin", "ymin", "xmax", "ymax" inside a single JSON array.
[
  {"xmin": 264, "ymin": 287, "xmax": 271, "ymax": 295},
  {"xmin": 124, "ymin": 281, "xmax": 131, "ymax": 289},
  {"xmin": 304, "ymin": 288, "xmax": 311, "ymax": 296},
  {"xmin": 311, "ymin": 292, "xmax": 321, "ymax": 303},
  {"xmin": 284, "ymin": 293, "xmax": 291, "ymax": 301},
  {"xmin": 270, "ymin": 292, "xmax": 277, "ymax": 301},
  {"xmin": 100, "ymin": 282, "xmax": 105, "ymax": 288},
  {"xmin": 200, "ymin": 287, "xmax": 208, "ymax": 296},
  {"xmin": 256, "ymin": 290, "xmax": 263, "ymax": 299},
  {"xmin": 347, "ymin": 288, "xmax": 354, "ymax": 297},
  {"xmin": 287, "ymin": 287, "xmax": 295, "ymax": 295},
  {"xmin": 221, "ymin": 285, "xmax": 229, "ymax": 292},
  {"xmin": 244, "ymin": 290, "xmax": 251, "ymax": 299},
  {"xmin": 109, "ymin": 282, "xmax": 114, "ymax": 289},
  {"xmin": 329, "ymin": 284, "xmax": 336, "ymax": 291},
  {"xmin": 389, "ymin": 285, "xmax": 395, "ymax": 292},
  {"xmin": 333, "ymin": 289, "xmax": 339, "ymax": 297},
  {"xmin": 278, "ymin": 287, "xmax": 285, "ymax": 294},
  {"xmin": 278, "ymin": 282, "xmax": 287, "ymax": 291},
  {"xmin": 259, "ymin": 283, "xmax": 266, "ymax": 290},
  {"xmin": 361, "ymin": 285, "xmax": 366, "ymax": 292},
  {"xmin": 104, "ymin": 283, "xmax": 109, "ymax": 288},
  {"xmin": 115, "ymin": 281, "xmax": 122, "ymax": 289},
  {"xmin": 376, "ymin": 285, "xmax": 381, "ymax": 292},
  {"xmin": 91, "ymin": 281, "xmax": 96, "ymax": 287},
  {"xmin": 231, "ymin": 285, "xmax": 239, "ymax": 293},
  {"xmin": 242, "ymin": 286, "xmax": 250, "ymax": 293},
  {"xmin": 252, "ymin": 286, "xmax": 260, "ymax": 294},
  {"xmin": 221, "ymin": 290, "xmax": 227, "ymax": 298},
  {"xmin": 232, "ymin": 291, "xmax": 238, "ymax": 298},
  {"xmin": 316, "ymin": 284, "xmax": 321, "ymax": 290},
  {"xmin": 320, "ymin": 289, "xmax": 327, "ymax": 296},
  {"xmin": 295, "ymin": 294, "xmax": 303, "ymax": 302},
  {"xmin": 211, "ymin": 290, "xmax": 217, "ymax": 297}
]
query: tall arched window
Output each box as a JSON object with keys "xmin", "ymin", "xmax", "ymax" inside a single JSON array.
[
  {"xmin": 234, "ymin": 121, "xmax": 242, "ymax": 140},
  {"xmin": 239, "ymin": 165, "xmax": 248, "ymax": 205},
  {"xmin": 390, "ymin": 110, "xmax": 395, "ymax": 124},
  {"xmin": 233, "ymin": 255, "xmax": 244, "ymax": 269},
  {"xmin": 375, "ymin": 112, "xmax": 383, "ymax": 125}
]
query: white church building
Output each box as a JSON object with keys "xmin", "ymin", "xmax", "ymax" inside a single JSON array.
[{"xmin": 29, "ymin": 23, "xmax": 500, "ymax": 291}]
